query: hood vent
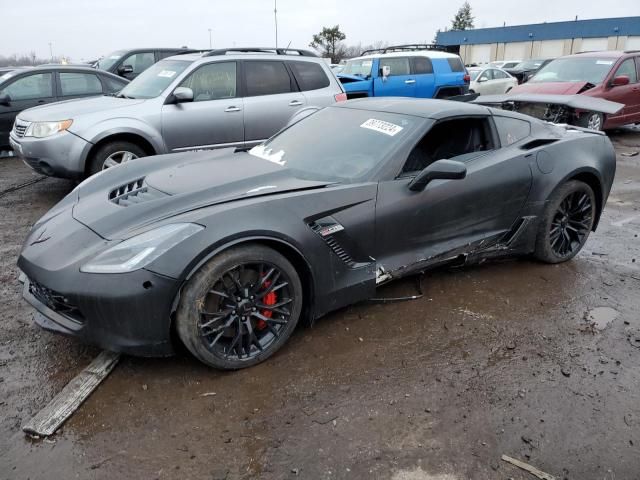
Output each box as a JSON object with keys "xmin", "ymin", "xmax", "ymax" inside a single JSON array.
[
  {"xmin": 310, "ymin": 220, "xmax": 356, "ymax": 267},
  {"xmin": 109, "ymin": 178, "xmax": 168, "ymax": 206}
]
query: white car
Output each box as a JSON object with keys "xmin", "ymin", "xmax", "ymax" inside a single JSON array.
[{"xmin": 468, "ymin": 67, "xmax": 518, "ymax": 95}]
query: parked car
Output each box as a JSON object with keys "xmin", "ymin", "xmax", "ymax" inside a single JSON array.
[
  {"xmin": 0, "ymin": 65, "xmax": 128, "ymax": 151},
  {"xmin": 490, "ymin": 60, "xmax": 522, "ymax": 69},
  {"xmin": 505, "ymin": 58, "xmax": 553, "ymax": 84},
  {"xmin": 338, "ymin": 44, "xmax": 469, "ymax": 99},
  {"xmin": 18, "ymin": 97, "xmax": 616, "ymax": 369},
  {"xmin": 10, "ymin": 48, "xmax": 346, "ymax": 179},
  {"xmin": 510, "ymin": 51, "xmax": 640, "ymax": 130},
  {"xmin": 95, "ymin": 48, "xmax": 199, "ymax": 80},
  {"xmin": 468, "ymin": 67, "xmax": 517, "ymax": 95}
]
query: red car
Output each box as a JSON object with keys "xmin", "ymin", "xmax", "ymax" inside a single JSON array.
[{"xmin": 510, "ymin": 51, "xmax": 640, "ymax": 130}]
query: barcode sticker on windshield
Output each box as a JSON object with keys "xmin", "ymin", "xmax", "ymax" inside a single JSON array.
[
  {"xmin": 158, "ymin": 70, "xmax": 177, "ymax": 78},
  {"xmin": 360, "ymin": 118, "xmax": 403, "ymax": 136},
  {"xmin": 596, "ymin": 60, "xmax": 614, "ymax": 65}
]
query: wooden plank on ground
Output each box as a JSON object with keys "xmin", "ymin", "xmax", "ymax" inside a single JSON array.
[
  {"xmin": 22, "ymin": 351, "xmax": 120, "ymax": 437},
  {"xmin": 501, "ymin": 454, "xmax": 557, "ymax": 480}
]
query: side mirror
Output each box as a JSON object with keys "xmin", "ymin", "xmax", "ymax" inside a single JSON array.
[
  {"xmin": 611, "ymin": 75, "xmax": 630, "ymax": 87},
  {"xmin": 172, "ymin": 86, "xmax": 194, "ymax": 103},
  {"xmin": 0, "ymin": 93, "xmax": 10, "ymax": 106},
  {"xmin": 118, "ymin": 64, "xmax": 134, "ymax": 75},
  {"xmin": 408, "ymin": 159, "xmax": 467, "ymax": 192},
  {"xmin": 381, "ymin": 65, "xmax": 391, "ymax": 78}
]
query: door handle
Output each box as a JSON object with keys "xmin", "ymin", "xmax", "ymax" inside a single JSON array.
[
  {"xmin": 404, "ymin": 79, "xmax": 416, "ymax": 84},
  {"xmin": 289, "ymin": 100, "xmax": 303, "ymax": 106},
  {"xmin": 224, "ymin": 106, "xmax": 241, "ymax": 112}
]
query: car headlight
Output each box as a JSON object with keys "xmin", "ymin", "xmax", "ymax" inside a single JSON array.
[
  {"xmin": 25, "ymin": 119, "xmax": 73, "ymax": 138},
  {"xmin": 80, "ymin": 223, "xmax": 204, "ymax": 274}
]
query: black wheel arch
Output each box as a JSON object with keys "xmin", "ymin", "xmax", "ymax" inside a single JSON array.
[{"xmin": 550, "ymin": 169, "xmax": 604, "ymax": 231}]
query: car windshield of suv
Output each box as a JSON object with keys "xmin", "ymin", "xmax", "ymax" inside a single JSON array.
[
  {"xmin": 97, "ymin": 50, "xmax": 126, "ymax": 71},
  {"xmin": 530, "ymin": 57, "xmax": 614, "ymax": 84},
  {"xmin": 341, "ymin": 58, "xmax": 373, "ymax": 77},
  {"xmin": 249, "ymin": 107, "xmax": 423, "ymax": 182},
  {"xmin": 117, "ymin": 60, "xmax": 190, "ymax": 99}
]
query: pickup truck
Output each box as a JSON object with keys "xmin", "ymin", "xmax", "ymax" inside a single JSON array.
[{"xmin": 338, "ymin": 46, "xmax": 470, "ymax": 99}]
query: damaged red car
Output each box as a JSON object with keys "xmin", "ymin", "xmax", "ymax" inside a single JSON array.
[{"xmin": 510, "ymin": 51, "xmax": 640, "ymax": 130}]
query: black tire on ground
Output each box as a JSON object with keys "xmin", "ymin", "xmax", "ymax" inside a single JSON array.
[
  {"xmin": 87, "ymin": 141, "xmax": 147, "ymax": 176},
  {"xmin": 176, "ymin": 244, "xmax": 303, "ymax": 370},
  {"xmin": 575, "ymin": 111, "xmax": 604, "ymax": 131},
  {"xmin": 533, "ymin": 180, "xmax": 596, "ymax": 264}
]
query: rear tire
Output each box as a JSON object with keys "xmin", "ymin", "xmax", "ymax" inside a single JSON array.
[
  {"xmin": 533, "ymin": 180, "xmax": 596, "ymax": 264},
  {"xmin": 176, "ymin": 244, "xmax": 303, "ymax": 370},
  {"xmin": 88, "ymin": 141, "xmax": 147, "ymax": 176}
]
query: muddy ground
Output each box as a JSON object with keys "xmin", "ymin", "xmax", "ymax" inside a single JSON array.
[{"xmin": 1, "ymin": 130, "xmax": 639, "ymax": 480}]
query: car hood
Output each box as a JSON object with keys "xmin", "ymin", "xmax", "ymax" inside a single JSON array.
[
  {"xmin": 338, "ymin": 75, "xmax": 371, "ymax": 91},
  {"xmin": 510, "ymin": 81, "xmax": 594, "ymax": 95},
  {"xmin": 72, "ymin": 149, "xmax": 333, "ymax": 239},
  {"xmin": 18, "ymin": 95, "xmax": 146, "ymax": 121}
]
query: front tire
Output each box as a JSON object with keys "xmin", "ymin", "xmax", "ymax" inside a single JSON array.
[
  {"xmin": 576, "ymin": 112, "xmax": 604, "ymax": 131},
  {"xmin": 88, "ymin": 141, "xmax": 147, "ymax": 176},
  {"xmin": 533, "ymin": 180, "xmax": 596, "ymax": 264},
  {"xmin": 176, "ymin": 245, "xmax": 303, "ymax": 370}
]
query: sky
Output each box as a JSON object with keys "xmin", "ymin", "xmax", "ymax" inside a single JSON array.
[{"xmin": 2, "ymin": 0, "xmax": 640, "ymax": 61}]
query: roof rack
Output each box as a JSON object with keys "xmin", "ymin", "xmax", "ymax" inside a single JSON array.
[
  {"xmin": 624, "ymin": 49, "xmax": 640, "ymax": 54},
  {"xmin": 204, "ymin": 47, "xmax": 318, "ymax": 57},
  {"xmin": 360, "ymin": 44, "xmax": 448, "ymax": 56}
]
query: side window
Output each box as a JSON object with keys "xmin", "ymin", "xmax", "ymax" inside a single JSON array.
[
  {"xmin": 244, "ymin": 61, "xmax": 292, "ymax": 96},
  {"xmin": 102, "ymin": 76, "xmax": 127, "ymax": 93},
  {"xmin": 59, "ymin": 72, "xmax": 102, "ymax": 96},
  {"xmin": 493, "ymin": 116, "xmax": 531, "ymax": 146},
  {"xmin": 447, "ymin": 57, "xmax": 465, "ymax": 72},
  {"xmin": 157, "ymin": 50, "xmax": 179, "ymax": 60},
  {"xmin": 3, "ymin": 73, "xmax": 53, "ymax": 100},
  {"xmin": 614, "ymin": 58, "xmax": 637, "ymax": 83},
  {"xmin": 402, "ymin": 117, "xmax": 494, "ymax": 174},
  {"xmin": 288, "ymin": 61, "xmax": 330, "ymax": 91},
  {"xmin": 478, "ymin": 69, "xmax": 492, "ymax": 81},
  {"xmin": 122, "ymin": 52, "xmax": 155, "ymax": 75},
  {"xmin": 379, "ymin": 57, "xmax": 411, "ymax": 76},
  {"xmin": 493, "ymin": 69, "xmax": 508, "ymax": 79},
  {"xmin": 179, "ymin": 62, "xmax": 237, "ymax": 102},
  {"xmin": 412, "ymin": 57, "xmax": 434, "ymax": 74}
]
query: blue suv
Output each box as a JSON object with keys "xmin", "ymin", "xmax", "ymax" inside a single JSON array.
[{"xmin": 338, "ymin": 45, "xmax": 469, "ymax": 99}]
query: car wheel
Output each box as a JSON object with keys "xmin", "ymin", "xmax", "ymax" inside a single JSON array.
[
  {"xmin": 577, "ymin": 112, "xmax": 604, "ymax": 131},
  {"xmin": 533, "ymin": 180, "xmax": 596, "ymax": 264},
  {"xmin": 88, "ymin": 141, "xmax": 147, "ymax": 176},
  {"xmin": 176, "ymin": 244, "xmax": 303, "ymax": 370}
]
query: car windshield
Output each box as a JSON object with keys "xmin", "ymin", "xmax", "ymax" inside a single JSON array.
[
  {"xmin": 97, "ymin": 50, "xmax": 126, "ymax": 71},
  {"xmin": 468, "ymin": 69, "xmax": 481, "ymax": 81},
  {"xmin": 503, "ymin": 61, "xmax": 520, "ymax": 69},
  {"xmin": 341, "ymin": 58, "xmax": 373, "ymax": 77},
  {"xmin": 249, "ymin": 107, "xmax": 423, "ymax": 182},
  {"xmin": 514, "ymin": 59, "xmax": 545, "ymax": 70},
  {"xmin": 530, "ymin": 57, "xmax": 614, "ymax": 84},
  {"xmin": 117, "ymin": 60, "xmax": 190, "ymax": 99}
]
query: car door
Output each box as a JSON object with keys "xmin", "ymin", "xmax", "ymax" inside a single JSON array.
[
  {"xmin": 475, "ymin": 69, "xmax": 494, "ymax": 95},
  {"xmin": 374, "ymin": 115, "xmax": 532, "ymax": 274},
  {"xmin": 409, "ymin": 56, "xmax": 436, "ymax": 98},
  {"xmin": 118, "ymin": 51, "xmax": 156, "ymax": 80},
  {"xmin": 0, "ymin": 72, "xmax": 56, "ymax": 147},
  {"xmin": 373, "ymin": 57, "xmax": 416, "ymax": 97},
  {"xmin": 161, "ymin": 61, "xmax": 244, "ymax": 151},
  {"xmin": 241, "ymin": 60, "xmax": 307, "ymax": 146},
  {"xmin": 57, "ymin": 70, "xmax": 104, "ymax": 100},
  {"xmin": 599, "ymin": 57, "xmax": 639, "ymax": 125},
  {"xmin": 491, "ymin": 69, "xmax": 513, "ymax": 93}
]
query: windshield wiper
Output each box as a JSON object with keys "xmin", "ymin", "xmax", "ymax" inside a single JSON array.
[{"xmin": 115, "ymin": 92, "xmax": 135, "ymax": 99}]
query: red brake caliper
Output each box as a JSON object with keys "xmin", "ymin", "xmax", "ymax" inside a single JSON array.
[{"xmin": 256, "ymin": 280, "xmax": 277, "ymax": 330}]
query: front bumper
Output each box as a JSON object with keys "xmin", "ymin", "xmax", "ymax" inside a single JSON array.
[
  {"xmin": 9, "ymin": 129, "xmax": 90, "ymax": 179},
  {"xmin": 18, "ymin": 208, "xmax": 180, "ymax": 356}
]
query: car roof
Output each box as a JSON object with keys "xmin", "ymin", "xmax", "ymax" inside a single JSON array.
[
  {"xmin": 164, "ymin": 51, "xmax": 326, "ymax": 64},
  {"xmin": 571, "ymin": 50, "xmax": 627, "ymax": 58},
  {"xmin": 0, "ymin": 65, "xmax": 128, "ymax": 80},
  {"xmin": 335, "ymin": 97, "xmax": 491, "ymax": 119},
  {"xmin": 353, "ymin": 50, "xmax": 459, "ymax": 61}
]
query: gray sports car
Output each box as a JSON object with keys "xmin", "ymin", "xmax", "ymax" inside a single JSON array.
[{"xmin": 18, "ymin": 97, "xmax": 618, "ymax": 369}]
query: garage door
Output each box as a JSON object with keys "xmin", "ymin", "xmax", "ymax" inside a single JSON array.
[
  {"xmin": 469, "ymin": 44, "xmax": 491, "ymax": 64},
  {"xmin": 580, "ymin": 37, "xmax": 608, "ymax": 52},
  {"xmin": 625, "ymin": 36, "xmax": 640, "ymax": 50},
  {"xmin": 538, "ymin": 40, "xmax": 564, "ymax": 58},
  {"xmin": 504, "ymin": 42, "xmax": 530, "ymax": 61}
]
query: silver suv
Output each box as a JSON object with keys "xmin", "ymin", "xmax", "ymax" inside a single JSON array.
[{"xmin": 10, "ymin": 48, "xmax": 346, "ymax": 179}]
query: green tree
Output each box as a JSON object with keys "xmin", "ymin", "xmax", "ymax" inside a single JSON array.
[
  {"xmin": 451, "ymin": 2, "xmax": 475, "ymax": 31},
  {"xmin": 310, "ymin": 25, "xmax": 347, "ymax": 63}
]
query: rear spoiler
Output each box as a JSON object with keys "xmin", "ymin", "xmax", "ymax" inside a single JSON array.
[{"xmin": 471, "ymin": 93, "xmax": 623, "ymax": 115}]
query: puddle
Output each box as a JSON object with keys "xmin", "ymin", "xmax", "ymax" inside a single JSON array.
[{"xmin": 584, "ymin": 307, "xmax": 620, "ymax": 330}]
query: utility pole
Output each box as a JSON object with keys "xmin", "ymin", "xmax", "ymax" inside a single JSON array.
[
  {"xmin": 208, "ymin": 28, "xmax": 212, "ymax": 49},
  {"xmin": 274, "ymin": 0, "xmax": 278, "ymax": 48},
  {"xmin": 48, "ymin": 42, "xmax": 53, "ymax": 62}
]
